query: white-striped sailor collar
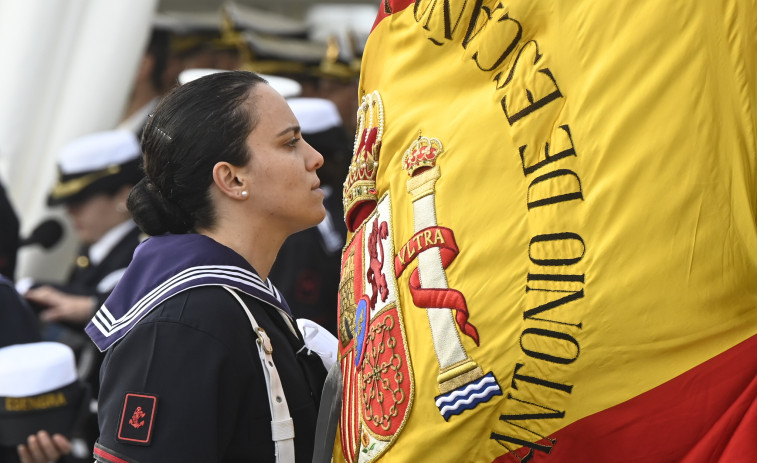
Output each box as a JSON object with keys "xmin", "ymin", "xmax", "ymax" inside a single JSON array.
[{"xmin": 85, "ymin": 233, "xmax": 291, "ymax": 352}]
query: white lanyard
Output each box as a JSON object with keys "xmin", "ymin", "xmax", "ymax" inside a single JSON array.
[{"xmin": 223, "ymin": 286, "xmax": 295, "ymax": 463}]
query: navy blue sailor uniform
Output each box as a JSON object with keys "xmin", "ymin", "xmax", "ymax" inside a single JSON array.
[{"xmin": 86, "ymin": 234, "xmax": 326, "ymax": 463}]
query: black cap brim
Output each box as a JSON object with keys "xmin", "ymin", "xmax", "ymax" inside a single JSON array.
[
  {"xmin": 0, "ymin": 381, "xmax": 90, "ymax": 446},
  {"xmin": 47, "ymin": 159, "xmax": 143, "ymax": 207}
]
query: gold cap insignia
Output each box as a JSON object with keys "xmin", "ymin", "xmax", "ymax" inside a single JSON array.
[{"xmin": 49, "ymin": 165, "xmax": 121, "ymax": 201}]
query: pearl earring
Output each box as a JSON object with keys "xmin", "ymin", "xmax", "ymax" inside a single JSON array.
[{"xmin": 241, "ymin": 190, "xmax": 248, "ymax": 198}]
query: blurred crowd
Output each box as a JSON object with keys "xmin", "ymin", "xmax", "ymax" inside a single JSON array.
[{"xmin": 0, "ymin": 2, "xmax": 373, "ymax": 462}]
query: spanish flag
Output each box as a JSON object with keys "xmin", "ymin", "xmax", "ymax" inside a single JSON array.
[{"xmin": 335, "ymin": 1, "xmax": 757, "ymax": 462}]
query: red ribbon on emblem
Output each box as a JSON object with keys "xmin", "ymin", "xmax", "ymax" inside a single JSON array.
[{"xmin": 394, "ymin": 226, "xmax": 479, "ymax": 345}]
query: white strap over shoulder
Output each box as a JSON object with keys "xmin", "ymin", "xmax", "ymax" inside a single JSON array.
[{"xmin": 223, "ymin": 286, "xmax": 295, "ymax": 463}]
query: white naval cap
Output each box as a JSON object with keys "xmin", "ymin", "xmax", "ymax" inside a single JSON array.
[
  {"xmin": 0, "ymin": 342, "xmax": 77, "ymax": 397},
  {"xmin": 287, "ymin": 97, "xmax": 343, "ymax": 134},
  {"xmin": 0, "ymin": 342, "xmax": 89, "ymax": 447},
  {"xmin": 177, "ymin": 68, "xmax": 303, "ymax": 99},
  {"xmin": 56, "ymin": 130, "xmax": 140, "ymax": 176},
  {"xmin": 48, "ymin": 130, "xmax": 142, "ymax": 206}
]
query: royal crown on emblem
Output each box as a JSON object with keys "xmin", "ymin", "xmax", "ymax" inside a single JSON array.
[
  {"xmin": 343, "ymin": 91, "xmax": 384, "ymax": 231},
  {"xmin": 402, "ymin": 135, "xmax": 444, "ymax": 176}
]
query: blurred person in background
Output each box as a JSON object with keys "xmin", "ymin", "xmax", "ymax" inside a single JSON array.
[
  {"xmin": 0, "ymin": 177, "xmax": 71, "ymax": 463},
  {"xmin": 218, "ymin": 3, "xmax": 363, "ymax": 136},
  {"xmin": 269, "ymin": 97, "xmax": 351, "ymax": 337},
  {"xmin": 0, "ymin": 177, "xmax": 20, "ymax": 280},
  {"xmin": 1, "ymin": 247, "xmax": 76, "ymax": 463},
  {"xmin": 0, "ymin": 275, "xmax": 39, "ymax": 350},
  {"xmin": 1, "ymin": 343, "xmax": 89, "ymax": 463},
  {"xmin": 117, "ymin": 20, "xmax": 187, "ymax": 138},
  {"xmin": 312, "ymin": 36, "xmax": 361, "ymax": 137},
  {"xmin": 23, "ymin": 130, "xmax": 143, "ymax": 339},
  {"xmin": 164, "ymin": 7, "xmax": 245, "ymax": 71}
]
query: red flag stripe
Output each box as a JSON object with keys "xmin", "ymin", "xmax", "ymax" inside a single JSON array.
[
  {"xmin": 341, "ymin": 351, "xmax": 358, "ymax": 463},
  {"xmin": 493, "ymin": 333, "xmax": 757, "ymax": 462}
]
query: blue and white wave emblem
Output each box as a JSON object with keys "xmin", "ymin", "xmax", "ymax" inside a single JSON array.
[{"xmin": 435, "ymin": 372, "xmax": 502, "ymax": 421}]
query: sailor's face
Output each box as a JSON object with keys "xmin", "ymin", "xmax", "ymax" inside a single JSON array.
[
  {"xmin": 65, "ymin": 193, "xmax": 127, "ymax": 244},
  {"xmin": 239, "ymin": 84, "xmax": 326, "ymax": 236}
]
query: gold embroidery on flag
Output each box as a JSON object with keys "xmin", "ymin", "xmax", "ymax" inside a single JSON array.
[
  {"xmin": 397, "ymin": 133, "xmax": 503, "ymax": 420},
  {"xmin": 339, "ymin": 189, "xmax": 415, "ymax": 462},
  {"xmin": 343, "ymin": 92, "xmax": 384, "ymax": 231}
]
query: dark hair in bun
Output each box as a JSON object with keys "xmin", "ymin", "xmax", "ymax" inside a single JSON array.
[{"xmin": 128, "ymin": 71, "xmax": 267, "ymax": 236}]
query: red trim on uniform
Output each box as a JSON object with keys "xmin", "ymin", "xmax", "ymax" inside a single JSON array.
[
  {"xmin": 94, "ymin": 446, "xmax": 131, "ymax": 463},
  {"xmin": 372, "ymin": 0, "xmax": 415, "ymax": 31},
  {"xmin": 493, "ymin": 333, "xmax": 757, "ymax": 462}
]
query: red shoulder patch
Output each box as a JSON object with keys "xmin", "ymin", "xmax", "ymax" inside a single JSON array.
[{"xmin": 117, "ymin": 392, "xmax": 158, "ymax": 446}]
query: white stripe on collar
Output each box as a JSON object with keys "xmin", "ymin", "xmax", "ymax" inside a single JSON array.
[{"xmin": 91, "ymin": 265, "xmax": 278, "ymax": 336}]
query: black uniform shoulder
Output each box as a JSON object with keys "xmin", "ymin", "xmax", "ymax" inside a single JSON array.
[
  {"xmin": 138, "ymin": 285, "xmax": 254, "ymax": 350},
  {"xmin": 97, "ymin": 285, "xmax": 322, "ymax": 462},
  {"xmin": 97, "ymin": 286, "xmax": 267, "ymax": 462}
]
